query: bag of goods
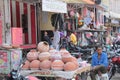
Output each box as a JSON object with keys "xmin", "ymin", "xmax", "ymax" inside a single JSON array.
[
  {"xmin": 64, "ymin": 62, "xmax": 78, "ymax": 71},
  {"xmin": 39, "ymin": 52, "xmax": 51, "ymax": 61},
  {"xmin": 79, "ymin": 61, "xmax": 87, "ymax": 67},
  {"xmin": 30, "ymin": 60, "xmax": 40, "ymax": 70},
  {"xmin": 22, "ymin": 60, "xmax": 30, "ymax": 70},
  {"xmin": 37, "ymin": 41, "xmax": 49, "ymax": 52},
  {"xmin": 51, "ymin": 60, "xmax": 64, "ymax": 71},
  {"xmin": 27, "ymin": 49, "xmax": 39, "ymax": 62},
  {"xmin": 40, "ymin": 60, "xmax": 51, "ymax": 70}
]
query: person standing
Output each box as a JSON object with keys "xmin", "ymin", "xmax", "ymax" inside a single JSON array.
[
  {"xmin": 90, "ymin": 46, "xmax": 108, "ymax": 80},
  {"xmin": 43, "ymin": 31, "xmax": 52, "ymax": 47},
  {"xmin": 52, "ymin": 29, "xmax": 60, "ymax": 50}
]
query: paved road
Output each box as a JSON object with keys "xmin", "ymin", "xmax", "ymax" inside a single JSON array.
[
  {"xmin": 0, "ymin": 73, "xmax": 120, "ymax": 80},
  {"xmin": 87, "ymin": 73, "xmax": 120, "ymax": 80},
  {"xmin": 111, "ymin": 73, "xmax": 120, "ymax": 80}
]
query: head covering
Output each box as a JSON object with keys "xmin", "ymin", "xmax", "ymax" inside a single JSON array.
[{"xmin": 60, "ymin": 32, "xmax": 64, "ymax": 37}]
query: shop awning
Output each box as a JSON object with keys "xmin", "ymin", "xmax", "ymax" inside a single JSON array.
[
  {"xmin": 61, "ymin": 0, "xmax": 94, "ymax": 4},
  {"xmin": 14, "ymin": 0, "xmax": 95, "ymax": 4},
  {"xmin": 104, "ymin": 11, "xmax": 120, "ymax": 19},
  {"xmin": 14, "ymin": 0, "xmax": 40, "ymax": 3}
]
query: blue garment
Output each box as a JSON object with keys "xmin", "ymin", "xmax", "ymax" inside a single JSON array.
[{"xmin": 91, "ymin": 52, "xmax": 108, "ymax": 67}]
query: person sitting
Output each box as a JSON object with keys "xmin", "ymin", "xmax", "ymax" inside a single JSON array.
[{"xmin": 90, "ymin": 46, "xmax": 108, "ymax": 80}]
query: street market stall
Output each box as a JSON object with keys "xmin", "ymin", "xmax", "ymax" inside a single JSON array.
[
  {"xmin": 20, "ymin": 41, "xmax": 92, "ymax": 80},
  {"xmin": 20, "ymin": 64, "xmax": 91, "ymax": 79}
]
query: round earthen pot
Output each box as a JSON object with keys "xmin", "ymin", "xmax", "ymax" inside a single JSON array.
[
  {"xmin": 22, "ymin": 60, "xmax": 30, "ymax": 70},
  {"xmin": 39, "ymin": 52, "xmax": 51, "ymax": 61},
  {"xmin": 27, "ymin": 49, "xmax": 39, "ymax": 61},
  {"xmin": 40, "ymin": 60, "xmax": 51, "ymax": 70},
  {"xmin": 30, "ymin": 60, "xmax": 40, "ymax": 70},
  {"xmin": 37, "ymin": 41, "xmax": 49, "ymax": 52},
  {"xmin": 51, "ymin": 60, "xmax": 64, "ymax": 71},
  {"xmin": 64, "ymin": 62, "xmax": 78, "ymax": 71}
]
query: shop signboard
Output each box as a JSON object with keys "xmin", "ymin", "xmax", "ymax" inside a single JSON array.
[
  {"xmin": 11, "ymin": 27, "xmax": 23, "ymax": 45},
  {"xmin": 0, "ymin": 50, "xmax": 10, "ymax": 74},
  {"xmin": 100, "ymin": 0, "xmax": 109, "ymax": 10},
  {"xmin": 11, "ymin": 49, "xmax": 22, "ymax": 70},
  {"xmin": 0, "ymin": 49, "xmax": 22, "ymax": 74},
  {"xmin": 42, "ymin": 0, "xmax": 67, "ymax": 13}
]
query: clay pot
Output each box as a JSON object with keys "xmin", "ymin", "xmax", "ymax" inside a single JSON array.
[
  {"xmin": 22, "ymin": 60, "xmax": 30, "ymax": 70},
  {"xmin": 49, "ymin": 49, "xmax": 58, "ymax": 54},
  {"xmin": 64, "ymin": 62, "xmax": 78, "ymax": 71},
  {"xmin": 39, "ymin": 52, "xmax": 51, "ymax": 61},
  {"xmin": 62, "ymin": 52, "xmax": 72, "ymax": 63},
  {"xmin": 72, "ymin": 61, "xmax": 79, "ymax": 68},
  {"xmin": 40, "ymin": 60, "xmax": 51, "ymax": 70},
  {"xmin": 27, "ymin": 49, "xmax": 38, "ymax": 61},
  {"xmin": 30, "ymin": 60, "xmax": 40, "ymax": 70},
  {"xmin": 37, "ymin": 41, "xmax": 49, "ymax": 52},
  {"xmin": 50, "ymin": 51, "xmax": 62, "ymax": 62},
  {"xmin": 59, "ymin": 48, "xmax": 69, "ymax": 56},
  {"xmin": 71, "ymin": 56, "xmax": 77, "ymax": 62},
  {"xmin": 51, "ymin": 60, "xmax": 64, "ymax": 71}
]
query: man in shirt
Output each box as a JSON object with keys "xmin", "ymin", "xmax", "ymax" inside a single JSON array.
[{"xmin": 90, "ymin": 46, "xmax": 108, "ymax": 80}]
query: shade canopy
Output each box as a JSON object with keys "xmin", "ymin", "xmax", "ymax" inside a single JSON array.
[
  {"xmin": 14, "ymin": 0, "xmax": 94, "ymax": 4},
  {"xmin": 61, "ymin": 0, "xmax": 94, "ymax": 4},
  {"xmin": 104, "ymin": 11, "xmax": 120, "ymax": 19}
]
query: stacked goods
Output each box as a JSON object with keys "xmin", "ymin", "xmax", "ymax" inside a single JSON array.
[
  {"xmin": 38, "ymin": 52, "xmax": 51, "ymax": 61},
  {"xmin": 22, "ymin": 41, "xmax": 80, "ymax": 71},
  {"xmin": 64, "ymin": 62, "xmax": 78, "ymax": 71},
  {"xmin": 22, "ymin": 60, "xmax": 30, "ymax": 70},
  {"xmin": 37, "ymin": 41, "xmax": 49, "ymax": 52},
  {"xmin": 50, "ymin": 50, "xmax": 62, "ymax": 62},
  {"xmin": 51, "ymin": 60, "xmax": 64, "ymax": 71},
  {"xmin": 26, "ymin": 49, "xmax": 39, "ymax": 61},
  {"xmin": 30, "ymin": 60, "xmax": 40, "ymax": 70},
  {"xmin": 40, "ymin": 60, "xmax": 51, "ymax": 70}
]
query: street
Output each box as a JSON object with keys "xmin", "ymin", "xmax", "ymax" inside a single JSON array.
[
  {"xmin": 0, "ymin": 73, "xmax": 120, "ymax": 80},
  {"xmin": 87, "ymin": 73, "xmax": 120, "ymax": 80},
  {"xmin": 111, "ymin": 73, "xmax": 120, "ymax": 80}
]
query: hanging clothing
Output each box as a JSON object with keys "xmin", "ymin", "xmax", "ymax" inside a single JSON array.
[
  {"xmin": 52, "ymin": 30, "xmax": 60, "ymax": 50},
  {"xmin": 51, "ymin": 14, "xmax": 64, "ymax": 30}
]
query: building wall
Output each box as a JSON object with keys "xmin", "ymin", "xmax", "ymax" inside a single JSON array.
[
  {"xmin": 109, "ymin": 0, "xmax": 120, "ymax": 14},
  {"xmin": 10, "ymin": 0, "xmax": 37, "ymax": 44},
  {"xmin": 1, "ymin": 0, "xmax": 11, "ymax": 45},
  {"xmin": 0, "ymin": 0, "xmax": 4, "ymax": 45},
  {"xmin": 40, "ymin": 12, "xmax": 54, "ymax": 31}
]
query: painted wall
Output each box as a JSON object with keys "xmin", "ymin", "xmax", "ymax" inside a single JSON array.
[
  {"xmin": 40, "ymin": 12, "xmax": 54, "ymax": 31},
  {"xmin": 109, "ymin": 0, "xmax": 120, "ymax": 14},
  {"xmin": 0, "ymin": 0, "xmax": 4, "ymax": 45},
  {"xmin": 2, "ymin": 0, "xmax": 11, "ymax": 45},
  {"xmin": 10, "ymin": 0, "xmax": 37, "ymax": 44}
]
